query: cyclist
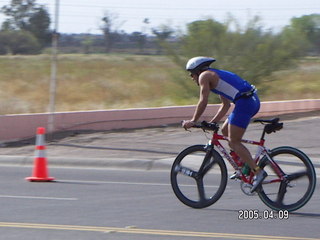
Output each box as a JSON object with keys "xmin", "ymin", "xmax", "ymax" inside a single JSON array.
[{"xmin": 182, "ymin": 56, "xmax": 267, "ymax": 192}]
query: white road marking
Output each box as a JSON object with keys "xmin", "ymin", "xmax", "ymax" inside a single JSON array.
[
  {"xmin": 0, "ymin": 195, "xmax": 78, "ymax": 201},
  {"xmin": 58, "ymin": 179, "xmax": 229, "ymax": 188}
]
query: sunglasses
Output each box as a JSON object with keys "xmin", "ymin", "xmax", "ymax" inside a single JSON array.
[{"xmin": 189, "ymin": 72, "xmax": 198, "ymax": 77}]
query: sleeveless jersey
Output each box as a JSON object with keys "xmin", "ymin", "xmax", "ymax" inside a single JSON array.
[{"xmin": 209, "ymin": 68, "xmax": 253, "ymax": 101}]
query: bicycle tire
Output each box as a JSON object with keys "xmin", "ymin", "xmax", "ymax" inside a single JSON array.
[
  {"xmin": 170, "ymin": 145, "xmax": 228, "ymax": 208},
  {"xmin": 258, "ymin": 146, "xmax": 316, "ymax": 212}
]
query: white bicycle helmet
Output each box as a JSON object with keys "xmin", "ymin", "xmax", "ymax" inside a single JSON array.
[{"xmin": 186, "ymin": 56, "xmax": 216, "ymax": 72}]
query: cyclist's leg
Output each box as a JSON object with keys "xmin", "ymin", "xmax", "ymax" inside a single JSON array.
[
  {"xmin": 228, "ymin": 124, "xmax": 257, "ymax": 170},
  {"xmin": 229, "ymin": 117, "xmax": 267, "ymax": 191},
  {"xmin": 228, "ymin": 94, "xmax": 260, "ymax": 165},
  {"xmin": 227, "ymin": 123, "xmax": 255, "ymax": 180},
  {"xmin": 229, "ymin": 96, "xmax": 267, "ymax": 191},
  {"xmin": 221, "ymin": 119, "xmax": 229, "ymax": 137}
]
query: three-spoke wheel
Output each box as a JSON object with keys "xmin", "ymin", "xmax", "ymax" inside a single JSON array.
[
  {"xmin": 170, "ymin": 145, "xmax": 228, "ymax": 208},
  {"xmin": 258, "ymin": 146, "xmax": 316, "ymax": 212}
]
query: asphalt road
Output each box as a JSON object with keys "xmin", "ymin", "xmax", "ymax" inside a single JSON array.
[
  {"xmin": 0, "ymin": 112, "xmax": 319, "ymax": 239},
  {"xmin": 0, "ymin": 166, "xmax": 319, "ymax": 240}
]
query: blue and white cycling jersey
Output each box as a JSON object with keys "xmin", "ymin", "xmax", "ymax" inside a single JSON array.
[
  {"xmin": 208, "ymin": 68, "xmax": 260, "ymax": 128},
  {"xmin": 209, "ymin": 68, "xmax": 253, "ymax": 101}
]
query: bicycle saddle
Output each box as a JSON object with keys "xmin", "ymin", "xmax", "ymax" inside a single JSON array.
[
  {"xmin": 253, "ymin": 118, "xmax": 280, "ymax": 124},
  {"xmin": 254, "ymin": 118, "xmax": 283, "ymax": 134}
]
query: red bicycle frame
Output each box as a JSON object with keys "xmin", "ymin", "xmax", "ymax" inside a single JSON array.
[{"xmin": 209, "ymin": 131, "xmax": 285, "ymax": 184}]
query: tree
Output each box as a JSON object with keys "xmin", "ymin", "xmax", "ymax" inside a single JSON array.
[
  {"xmin": 165, "ymin": 16, "xmax": 309, "ymax": 100},
  {"xmin": 181, "ymin": 19, "xmax": 227, "ymax": 57},
  {"xmin": 25, "ymin": 6, "xmax": 51, "ymax": 47},
  {"xmin": 288, "ymin": 14, "xmax": 320, "ymax": 55},
  {"xmin": 1, "ymin": 0, "xmax": 36, "ymax": 30},
  {"xmin": 81, "ymin": 34, "xmax": 94, "ymax": 54},
  {"xmin": 1, "ymin": 0, "xmax": 51, "ymax": 50},
  {"xmin": 0, "ymin": 30, "xmax": 40, "ymax": 54},
  {"xmin": 130, "ymin": 32, "xmax": 146, "ymax": 54},
  {"xmin": 101, "ymin": 11, "xmax": 124, "ymax": 53},
  {"xmin": 152, "ymin": 25, "xmax": 174, "ymax": 54}
]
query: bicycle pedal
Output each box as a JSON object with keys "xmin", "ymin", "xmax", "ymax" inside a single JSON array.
[{"xmin": 229, "ymin": 172, "xmax": 241, "ymax": 180}]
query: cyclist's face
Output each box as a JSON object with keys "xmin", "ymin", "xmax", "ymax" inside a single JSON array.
[{"xmin": 189, "ymin": 72, "xmax": 199, "ymax": 85}]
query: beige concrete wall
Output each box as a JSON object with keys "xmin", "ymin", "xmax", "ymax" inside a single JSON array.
[{"xmin": 0, "ymin": 99, "xmax": 319, "ymax": 142}]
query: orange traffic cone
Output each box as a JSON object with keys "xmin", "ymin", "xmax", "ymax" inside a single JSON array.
[{"xmin": 26, "ymin": 127, "xmax": 55, "ymax": 182}]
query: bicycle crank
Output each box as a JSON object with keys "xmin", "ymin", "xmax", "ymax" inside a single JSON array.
[{"xmin": 240, "ymin": 182, "xmax": 256, "ymax": 196}]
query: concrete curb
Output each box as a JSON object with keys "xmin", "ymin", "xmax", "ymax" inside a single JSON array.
[{"xmin": 0, "ymin": 155, "xmax": 174, "ymax": 170}]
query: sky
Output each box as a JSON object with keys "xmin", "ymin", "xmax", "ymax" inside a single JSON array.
[{"xmin": 0, "ymin": 0, "xmax": 319, "ymax": 34}]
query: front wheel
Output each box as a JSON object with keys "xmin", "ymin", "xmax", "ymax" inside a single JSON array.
[
  {"xmin": 258, "ymin": 146, "xmax": 316, "ymax": 212},
  {"xmin": 170, "ymin": 145, "xmax": 228, "ymax": 208}
]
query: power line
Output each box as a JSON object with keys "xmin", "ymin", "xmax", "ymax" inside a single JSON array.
[
  {"xmin": 0, "ymin": 1, "xmax": 318, "ymax": 34},
  {"xmin": 44, "ymin": 2, "xmax": 320, "ymax": 12},
  {"xmin": 0, "ymin": 0, "xmax": 318, "ymax": 11}
]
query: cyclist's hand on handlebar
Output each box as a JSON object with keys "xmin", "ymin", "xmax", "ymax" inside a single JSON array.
[{"xmin": 182, "ymin": 120, "xmax": 195, "ymax": 130}]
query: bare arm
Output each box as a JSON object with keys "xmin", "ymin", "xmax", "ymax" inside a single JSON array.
[
  {"xmin": 190, "ymin": 79, "xmax": 210, "ymax": 122},
  {"xmin": 210, "ymin": 95, "xmax": 231, "ymax": 123},
  {"xmin": 182, "ymin": 71, "xmax": 219, "ymax": 129}
]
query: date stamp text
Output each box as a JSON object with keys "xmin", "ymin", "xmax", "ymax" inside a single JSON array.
[{"xmin": 238, "ymin": 209, "xmax": 289, "ymax": 220}]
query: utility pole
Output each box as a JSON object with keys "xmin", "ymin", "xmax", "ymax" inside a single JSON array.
[{"xmin": 48, "ymin": 0, "xmax": 60, "ymax": 134}]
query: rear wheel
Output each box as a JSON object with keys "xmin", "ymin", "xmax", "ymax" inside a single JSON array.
[
  {"xmin": 258, "ymin": 146, "xmax": 316, "ymax": 212},
  {"xmin": 170, "ymin": 145, "xmax": 228, "ymax": 208}
]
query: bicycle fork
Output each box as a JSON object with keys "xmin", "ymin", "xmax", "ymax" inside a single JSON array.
[
  {"xmin": 175, "ymin": 145, "xmax": 214, "ymax": 178},
  {"xmin": 197, "ymin": 144, "xmax": 216, "ymax": 175},
  {"xmin": 174, "ymin": 144, "xmax": 216, "ymax": 179}
]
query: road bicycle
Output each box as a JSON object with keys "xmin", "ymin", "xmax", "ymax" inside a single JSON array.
[{"xmin": 170, "ymin": 118, "xmax": 316, "ymax": 212}]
